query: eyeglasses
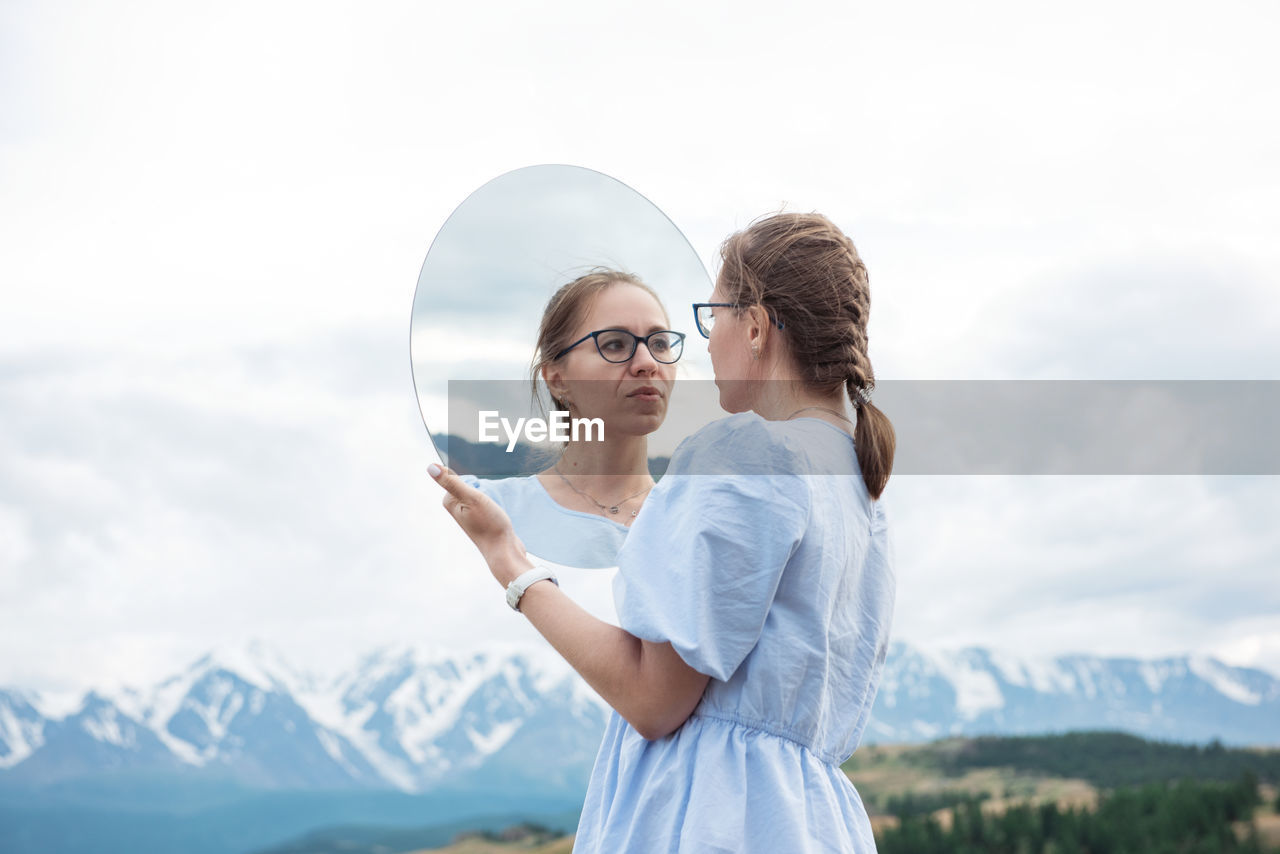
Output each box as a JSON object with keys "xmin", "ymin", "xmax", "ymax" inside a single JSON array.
[
  {"xmin": 692, "ymin": 303, "xmax": 786, "ymax": 339},
  {"xmin": 554, "ymin": 329, "xmax": 686, "ymax": 364}
]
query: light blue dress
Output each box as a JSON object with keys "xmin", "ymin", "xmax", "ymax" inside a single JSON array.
[
  {"xmin": 460, "ymin": 474, "xmax": 629, "ymax": 569},
  {"xmin": 573, "ymin": 412, "xmax": 896, "ymax": 853}
]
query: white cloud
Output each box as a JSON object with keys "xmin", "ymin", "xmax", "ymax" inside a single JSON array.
[
  {"xmin": 2, "ymin": 0, "xmax": 1279, "ymax": 692},
  {"xmin": 887, "ymin": 475, "xmax": 1280, "ymax": 668},
  {"xmin": 0, "ymin": 334, "xmax": 543, "ymax": 692}
]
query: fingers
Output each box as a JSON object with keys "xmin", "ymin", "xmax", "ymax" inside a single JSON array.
[
  {"xmin": 437, "ymin": 474, "xmax": 466, "ymax": 522},
  {"xmin": 427, "ymin": 463, "xmax": 468, "ymax": 499},
  {"xmin": 429, "ymin": 464, "xmax": 487, "ymax": 521}
]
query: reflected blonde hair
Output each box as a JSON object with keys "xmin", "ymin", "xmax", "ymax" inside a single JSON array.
[{"xmin": 530, "ymin": 268, "xmax": 668, "ymax": 415}]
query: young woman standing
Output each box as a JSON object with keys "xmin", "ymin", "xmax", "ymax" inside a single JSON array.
[{"xmin": 431, "ymin": 212, "xmax": 896, "ymax": 852}]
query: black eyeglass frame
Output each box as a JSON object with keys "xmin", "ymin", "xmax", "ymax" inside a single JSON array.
[
  {"xmin": 691, "ymin": 303, "xmax": 786, "ymax": 339},
  {"xmin": 553, "ymin": 328, "xmax": 687, "ymax": 364}
]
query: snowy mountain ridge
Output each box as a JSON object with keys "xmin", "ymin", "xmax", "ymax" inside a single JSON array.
[{"xmin": 1, "ymin": 639, "xmax": 1276, "ymax": 794}]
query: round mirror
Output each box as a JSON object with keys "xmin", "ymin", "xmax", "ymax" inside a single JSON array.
[{"xmin": 411, "ymin": 165, "xmax": 712, "ymax": 579}]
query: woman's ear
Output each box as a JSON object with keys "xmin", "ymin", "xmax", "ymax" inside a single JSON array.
[
  {"xmin": 744, "ymin": 305, "xmax": 770, "ymax": 355},
  {"xmin": 541, "ymin": 362, "xmax": 572, "ymax": 410}
]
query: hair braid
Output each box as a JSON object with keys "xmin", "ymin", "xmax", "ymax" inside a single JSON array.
[{"xmin": 719, "ymin": 213, "xmax": 895, "ymax": 498}]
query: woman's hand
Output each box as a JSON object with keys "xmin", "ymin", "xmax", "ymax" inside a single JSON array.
[{"xmin": 428, "ymin": 463, "xmax": 529, "ymax": 587}]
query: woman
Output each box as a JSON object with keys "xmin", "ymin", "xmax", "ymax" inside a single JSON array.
[
  {"xmin": 431, "ymin": 213, "xmax": 896, "ymax": 852},
  {"xmin": 459, "ymin": 268, "xmax": 684, "ymax": 569}
]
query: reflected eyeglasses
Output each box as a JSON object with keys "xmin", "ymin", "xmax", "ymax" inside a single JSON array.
[
  {"xmin": 554, "ymin": 329, "xmax": 686, "ymax": 364},
  {"xmin": 692, "ymin": 303, "xmax": 786, "ymax": 339}
]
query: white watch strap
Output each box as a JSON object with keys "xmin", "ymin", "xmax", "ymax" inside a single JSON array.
[{"xmin": 506, "ymin": 564, "xmax": 559, "ymax": 612}]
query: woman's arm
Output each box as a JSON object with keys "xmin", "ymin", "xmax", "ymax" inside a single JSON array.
[
  {"xmin": 430, "ymin": 464, "xmax": 710, "ymax": 740},
  {"xmin": 502, "ymin": 550, "xmax": 710, "ymax": 740}
]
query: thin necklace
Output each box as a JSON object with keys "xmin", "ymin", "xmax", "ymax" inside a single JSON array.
[
  {"xmin": 552, "ymin": 464, "xmax": 654, "ymax": 518},
  {"xmin": 785, "ymin": 405, "xmax": 854, "ymax": 426}
]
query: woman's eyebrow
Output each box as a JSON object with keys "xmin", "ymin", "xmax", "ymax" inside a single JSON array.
[{"xmin": 606, "ymin": 323, "xmax": 671, "ymax": 334}]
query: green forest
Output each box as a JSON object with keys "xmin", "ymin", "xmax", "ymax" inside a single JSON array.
[
  {"xmin": 878, "ymin": 774, "xmax": 1268, "ymax": 853},
  {"xmin": 850, "ymin": 732, "xmax": 1280, "ymax": 853}
]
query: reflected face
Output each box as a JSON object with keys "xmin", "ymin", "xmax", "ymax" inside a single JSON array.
[
  {"xmin": 547, "ymin": 283, "xmax": 677, "ymax": 436},
  {"xmin": 707, "ymin": 278, "xmax": 754, "ymax": 413}
]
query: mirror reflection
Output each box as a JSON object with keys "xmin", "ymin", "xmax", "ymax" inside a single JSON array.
[{"xmin": 411, "ymin": 165, "xmax": 712, "ymax": 579}]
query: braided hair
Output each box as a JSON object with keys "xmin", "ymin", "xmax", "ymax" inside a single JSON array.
[{"xmin": 718, "ymin": 213, "xmax": 895, "ymax": 498}]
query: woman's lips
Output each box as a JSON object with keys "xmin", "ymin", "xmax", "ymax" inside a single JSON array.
[{"xmin": 627, "ymin": 386, "xmax": 663, "ymax": 402}]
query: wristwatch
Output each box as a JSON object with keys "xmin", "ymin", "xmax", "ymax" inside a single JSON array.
[{"xmin": 505, "ymin": 563, "xmax": 559, "ymax": 612}]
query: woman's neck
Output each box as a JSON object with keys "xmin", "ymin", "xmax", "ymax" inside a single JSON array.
[
  {"xmin": 755, "ymin": 392, "xmax": 852, "ymax": 422},
  {"xmin": 745, "ymin": 361, "xmax": 852, "ymax": 423},
  {"xmin": 547, "ymin": 434, "xmax": 653, "ymax": 486}
]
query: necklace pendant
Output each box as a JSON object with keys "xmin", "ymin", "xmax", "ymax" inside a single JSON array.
[{"xmin": 609, "ymin": 506, "xmax": 619, "ymax": 514}]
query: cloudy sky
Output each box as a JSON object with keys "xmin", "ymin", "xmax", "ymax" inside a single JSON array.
[{"xmin": 2, "ymin": 0, "xmax": 1279, "ymax": 697}]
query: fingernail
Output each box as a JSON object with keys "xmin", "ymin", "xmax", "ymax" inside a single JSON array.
[{"xmin": 428, "ymin": 463, "xmax": 442, "ymax": 477}]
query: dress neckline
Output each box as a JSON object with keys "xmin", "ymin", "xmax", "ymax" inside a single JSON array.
[{"xmin": 531, "ymin": 473, "xmax": 635, "ymax": 532}]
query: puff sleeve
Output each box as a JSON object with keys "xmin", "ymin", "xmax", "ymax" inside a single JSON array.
[{"xmin": 612, "ymin": 415, "xmax": 812, "ymax": 682}]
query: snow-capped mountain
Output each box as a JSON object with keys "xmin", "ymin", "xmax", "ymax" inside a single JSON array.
[
  {"xmin": 6, "ymin": 690, "xmax": 186, "ymax": 786},
  {"xmin": 0, "ymin": 640, "xmax": 609, "ymax": 796},
  {"xmin": 0, "ymin": 689, "xmax": 50, "ymax": 770},
  {"xmin": 867, "ymin": 642, "xmax": 1280, "ymax": 746},
  {"xmin": 293, "ymin": 644, "xmax": 605, "ymax": 792},
  {"xmin": 1, "ymin": 640, "xmax": 1276, "ymax": 795}
]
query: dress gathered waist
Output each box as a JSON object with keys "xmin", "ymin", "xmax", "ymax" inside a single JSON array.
[{"xmin": 685, "ymin": 710, "xmax": 847, "ymax": 767}]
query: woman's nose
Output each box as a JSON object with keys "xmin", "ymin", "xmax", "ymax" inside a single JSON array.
[{"xmin": 629, "ymin": 341, "xmax": 660, "ymax": 373}]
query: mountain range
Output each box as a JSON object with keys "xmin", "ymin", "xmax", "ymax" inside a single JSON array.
[{"xmin": 2, "ymin": 639, "xmax": 1277, "ymax": 797}]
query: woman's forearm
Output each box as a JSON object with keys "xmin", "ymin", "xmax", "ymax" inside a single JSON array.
[{"xmin": 498, "ymin": 553, "xmax": 709, "ymax": 740}]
